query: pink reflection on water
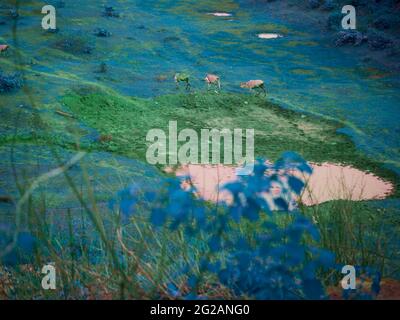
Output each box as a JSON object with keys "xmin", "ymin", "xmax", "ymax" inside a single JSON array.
[{"xmin": 175, "ymin": 162, "xmax": 393, "ymax": 208}]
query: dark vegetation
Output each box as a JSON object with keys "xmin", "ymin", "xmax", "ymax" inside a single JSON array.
[
  {"xmin": 53, "ymin": 34, "xmax": 94, "ymax": 55},
  {"xmin": 0, "ymin": 71, "xmax": 22, "ymax": 93},
  {"xmin": 264, "ymin": 0, "xmax": 400, "ymax": 69}
]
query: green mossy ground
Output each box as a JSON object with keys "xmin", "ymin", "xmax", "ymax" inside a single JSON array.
[{"xmin": 61, "ymin": 87, "xmax": 399, "ymax": 195}]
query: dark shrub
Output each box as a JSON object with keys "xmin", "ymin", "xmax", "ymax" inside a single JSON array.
[
  {"xmin": 367, "ymin": 30, "xmax": 394, "ymax": 50},
  {"xmin": 327, "ymin": 12, "xmax": 342, "ymax": 31},
  {"xmin": 102, "ymin": 6, "xmax": 120, "ymax": 18},
  {"xmin": 9, "ymin": 9, "xmax": 18, "ymax": 19},
  {"xmin": 308, "ymin": 0, "xmax": 322, "ymax": 9},
  {"xmin": 373, "ymin": 17, "xmax": 392, "ymax": 30},
  {"xmin": 334, "ymin": 30, "xmax": 367, "ymax": 46},
  {"xmin": 0, "ymin": 72, "xmax": 22, "ymax": 93},
  {"xmin": 321, "ymin": 0, "xmax": 337, "ymax": 11},
  {"xmin": 94, "ymin": 28, "xmax": 111, "ymax": 37},
  {"xmin": 53, "ymin": 35, "xmax": 94, "ymax": 55}
]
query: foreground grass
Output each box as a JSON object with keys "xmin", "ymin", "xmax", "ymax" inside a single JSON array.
[
  {"xmin": 2, "ymin": 196, "xmax": 400, "ymax": 300},
  {"xmin": 304, "ymin": 201, "xmax": 400, "ymax": 279}
]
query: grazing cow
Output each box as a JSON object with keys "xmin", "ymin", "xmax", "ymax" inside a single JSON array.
[
  {"xmin": 0, "ymin": 45, "xmax": 9, "ymax": 53},
  {"xmin": 174, "ymin": 72, "xmax": 191, "ymax": 90},
  {"xmin": 204, "ymin": 73, "xmax": 221, "ymax": 91},
  {"xmin": 240, "ymin": 79, "xmax": 266, "ymax": 96}
]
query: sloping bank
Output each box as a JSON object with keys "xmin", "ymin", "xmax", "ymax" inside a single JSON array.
[{"xmin": 61, "ymin": 86, "xmax": 399, "ymax": 198}]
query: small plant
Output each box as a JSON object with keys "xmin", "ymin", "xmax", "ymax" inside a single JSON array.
[
  {"xmin": 97, "ymin": 62, "xmax": 108, "ymax": 73},
  {"xmin": 9, "ymin": 9, "xmax": 19, "ymax": 20},
  {"xmin": 0, "ymin": 71, "xmax": 23, "ymax": 93},
  {"xmin": 0, "ymin": 224, "xmax": 36, "ymax": 267},
  {"xmin": 53, "ymin": 34, "xmax": 94, "ymax": 55},
  {"xmin": 94, "ymin": 28, "xmax": 111, "ymax": 38},
  {"xmin": 102, "ymin": 6, "xmax": 120, "ymax": 18}
]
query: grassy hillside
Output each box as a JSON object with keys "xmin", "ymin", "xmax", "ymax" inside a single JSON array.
[{"xmin": 62, "ymin": 87, "xmax": 399, "ymax": 194}]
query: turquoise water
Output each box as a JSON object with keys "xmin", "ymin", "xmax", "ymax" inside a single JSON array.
[{"xmin": 0, "ymin": 0, "xmax": 399, "ymax": 174}]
